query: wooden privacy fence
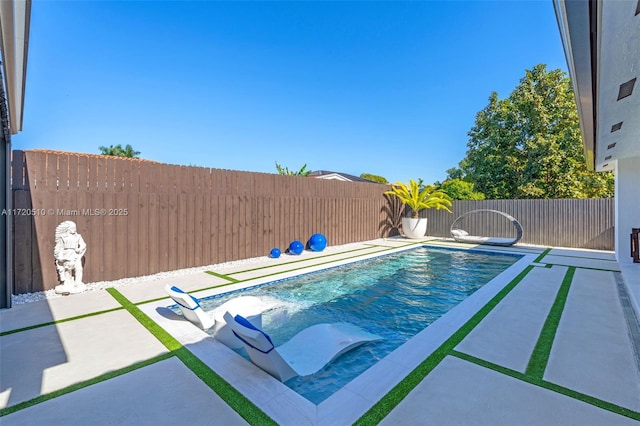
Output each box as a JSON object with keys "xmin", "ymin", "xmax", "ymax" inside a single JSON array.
[
  {"xmin": 11, "ymin": 150, "xmax": 393, "ymax": 294},
  {"xmin": 10, "ymin": 150, "xmax": 615, "ymax": 295},
  {"xmin": 423, "ymin": 199, "xmax": 614, "ymax": 250}
]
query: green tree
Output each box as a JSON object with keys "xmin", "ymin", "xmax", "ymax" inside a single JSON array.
[
  {"xmin": 275, "ymin": 162, "xmax": 311, "ymax": 176},
  {"xmin": 360, "ymin": 173, "xmax": 388, "ymax": 184},
  {"xmin": 99, "ymin": 144, "xmax": 141, "ymax": 158},
  {"xmin": 457, "ymin": 64, "xmax": 613, "ymax": 199},
  {"xmin": 445, "ymin": 166, "xmax": 465, "ymax": 180},
  {"xmin": 439, "ymin": 179, "xmax": 485, "ymax": 200}
]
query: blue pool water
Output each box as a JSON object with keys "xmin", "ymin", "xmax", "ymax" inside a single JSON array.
[{"xmin": 199, "ymin": 246, "xmax": 521, "ymax": 404}]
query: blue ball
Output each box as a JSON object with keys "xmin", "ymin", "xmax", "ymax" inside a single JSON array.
[
  {"xmin": 270, "ymin": 248, "xmax": 281, "ymax": 258},
  {"xmin": 288, "ymin": 240, "xmax": 304, "ymax": 255},
  {"xmin": 308, "ymin": 233, "xmax": 327, "ymax": 252}
]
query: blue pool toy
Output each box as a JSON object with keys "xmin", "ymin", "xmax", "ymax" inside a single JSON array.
[
  {"xmin": 288, "ymin": 240, "xmax": 304, "ymax": 255},
  {"xmin": 308, "ymin": 233, "xmax": 327, "ymax": 252},
  {"xmin": 270, "ymin": 248, "xmax": 281, "ymax": 258}
]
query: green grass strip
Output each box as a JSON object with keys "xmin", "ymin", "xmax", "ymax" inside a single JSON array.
[
  {"xmin": 0, "ymin": 307, "xmax": 123, "ymax": 337},
  {"xmin": 106, "ymin": 288, "xmax": 183, "ymax": 351},
  {"xmin": 542, "ymin": 252, "xmax": 618, "ymax": 262},
  {"xmin": 452, "ymin": 350, "xmax": 640, "ymax": 421},
  {"xmin": 535, "ymin": 263, "xmax": 619, "ymax": 273},
  {"xmin": 140, "ymin": 247, "xmax": 403, "ymax": 307},
  {"xmin": 526, "ymin": 267, "xmax": 575, "ymax": 378},
  {"xmin": 204, "ymin": 271, "xmax": 240, "ymax": 283},
  {"xmin": 0, "ymin": 353, "xmax": 173, "ymax": 417},
  {"xmin": 105, "ymin": 288, "xmax": 276, "ymax": 426},
  {"xmin": 228, "ymin": 245, "xmax": 411, "ymax": 282},
  {"xmin": 197, "ymin": 245, "xmax": 411, "ymax": 301},
  {"xmin": 533, "ymin": 248, "xmax": 552, "ymax": 263},
  {"xmin": 363, "ymin": 239, "xmax": 435, "ymax": 247},
  {"xmin": 145, "ymin": 244, "xmax": 423, "ymax": 307},
  {"xmin": 354, "ymin": 265, "xmax": 535, "ymax": 425},
  {"xmin": 216, "ymin": 244, "xmax": 396, "ymax": 278}
]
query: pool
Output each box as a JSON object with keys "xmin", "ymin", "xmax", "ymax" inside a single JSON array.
[{"xmin": 194, "ymin": 246, "xmax": 521, "ymax": 404}]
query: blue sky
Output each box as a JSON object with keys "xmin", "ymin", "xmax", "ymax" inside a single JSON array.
[{"xmin": 16, "ymin": 0, "xmax": 567, "ymax": 185}]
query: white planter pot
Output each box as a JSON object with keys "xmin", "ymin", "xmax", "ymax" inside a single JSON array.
[{"xmin": 402, "ymin": 217, "xmax": 428, "ymax": 239}]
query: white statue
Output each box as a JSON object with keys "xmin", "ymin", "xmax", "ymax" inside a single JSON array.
[{"xmin": 54, "ymin": 221, "xmax": 87, "ymax": 294}]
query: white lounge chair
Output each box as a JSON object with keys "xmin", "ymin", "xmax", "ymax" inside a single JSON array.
[
  {"xmin": 164, "ymin": 285, "xmax": 272, "ymax": 348},
  {"xmin": 223, "ymin": 311, "xmax": 381, "ymax": 382}
]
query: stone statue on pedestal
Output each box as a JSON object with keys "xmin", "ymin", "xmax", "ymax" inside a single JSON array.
[{"xmin": 54, "ymin": 221, "xmax": 87, "ymax": 294}]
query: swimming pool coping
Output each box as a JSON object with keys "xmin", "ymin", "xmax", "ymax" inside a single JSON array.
[{"xmin": 139, "ymin": 242, "xmax": 538, "ymax": 425}]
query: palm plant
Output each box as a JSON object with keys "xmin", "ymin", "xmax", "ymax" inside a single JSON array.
[
  {"xmin": 275, "ymin": 162, "xmax": 311, "ymax": 176},
  {"xmin": 384, "ymin": 179, "xmax": 453, "ymax": 218}
]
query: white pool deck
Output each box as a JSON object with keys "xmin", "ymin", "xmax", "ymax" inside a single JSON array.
[{"xmin": 1, "ymin": 237, "xmax": 639, "ymax": 425}]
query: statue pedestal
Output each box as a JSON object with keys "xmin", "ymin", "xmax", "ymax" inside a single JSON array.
[{"xmin": 55, "ymin": 282, "xmax": 87, "ymax": 295}]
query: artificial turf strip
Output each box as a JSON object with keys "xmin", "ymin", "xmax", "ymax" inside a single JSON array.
[
  {"xmin": 144, "ymin": 247, "xmax": 402, "ymax": 307},
  {"xmin": 204, "ymin": 271, "xmax": 240, "ymax": 282},
  {"xmin": 140, "ymin": 246, "xmax": 407, "ymax": 306},
  {"xmin": 105, "ymin": 288, "xmax": 277, "ymax": 426},
  {"xmin": 533, "ymin": 248, "xmax": 552, "ymax": 263},
  {"xmin": 451, "ymin": 350, "xmax": 640, "ymax": 422},
  {"xmin": 541, "ymin": 252, "xmax": 619, "ymax": 262},
  {"xmin": 144, "ymin": 243, "xmax": 462, "ymax": 307},
  {"xmin": 534, "ymin": 263, "xmax": 620, "ymax": 273},
  {"xmin": 226, "ymin": 244, "xmax": 389, "ymax": 274},
  {"xmin": 208, "ymin": 244, "xmax": 401, "ymax": 279},
  {"xmin": 0, "ymin": 353, "xmax": 174, "ymax": 417},
  {"xmin": 353, "ymin": 264, "xmax": 535, "ymax": 426},
  {"xmin": 0, "ymin": 307, "xmax": 123, "ymax": 337},
  {"xmin": 526, "ymin": 267, "xmax": 575, "ymax": 379},
  {"xmin": 199, "ymin": 246, "xmax": 408, "ymax": 296}
]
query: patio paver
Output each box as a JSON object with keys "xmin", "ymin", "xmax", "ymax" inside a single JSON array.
[
  {"xmin": 0, "ymin": 290, "xmax": 121, "ymax": 333},
  {"xmin": 541, "ymin": 254, "xmax": 621, "ymax": 271},
  {"xmin": 544, "ymin": 268, "xmax": 640, "ymax": 411},
  {"xmin": 0, "ymin": 309, "xmax": 168, "ymax": 409},
  {"xmin": 454, "ymin": 265, "xmax": 567, "ymax": 372},
  {"xmin": 0, "ymin": 357, "xmax": 248, "ymax": 426},
  {"xmin": 379, "ymin": 355, "xmax": 639, "ymax": 426}
]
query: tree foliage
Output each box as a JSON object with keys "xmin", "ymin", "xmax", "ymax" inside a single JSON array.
[
  {"xmin": 98, "ymin": 144, "xmax": 141, "ymax": 158},
  {"xmin": 439, "ymin": 179, "xmax": 485, "ymax": 200},
  {"xmin": 360, "ymin": 173, "xmax": 388, "ymax": 184},
  {"xmin": 275, "ymin": 162, "xmax": 311, "ymax": 176},
  {"xmin": 453, "ymin": 64, "xmax": 613, "ymax": 199}
]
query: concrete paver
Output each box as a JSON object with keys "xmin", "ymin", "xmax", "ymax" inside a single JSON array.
[
  {"xmin": 542, "ymin": 254, "xmax": 621, "ymax": 271},
  {"xmin": 0, "ymin": 290, "xmax": 121, "ymax": 333},
  {"xmin": 549, "ymin": 247, "xmax": 617, "ymax": 260},
  {"xmin": 544, "ymin": 268, "xmax": 640, "ymax": 411},
  {"xmin": 380, "ymin": 356, "xmax": 639, "ymax": 426},
  {"xmin": 116, "ymin": 271, "xmax": 229, "ymax": 303},
  {"xmin": 1, "ymin": 310, "xmax": 168, "ymax": 409},
  {"xmin": 455, "ymin": 265, "xmax": 566, "ymax": 372},
  {"xmin": 0, "ymin": 357, "xmax": 248, "ymax": 426}
]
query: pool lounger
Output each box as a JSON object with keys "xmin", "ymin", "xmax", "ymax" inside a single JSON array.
[
  {"xmin": 450, "ymin": 209, "xmax": 523, "ymax": 247},
  {"xmin": 223, "ymin": 311, "xmax": 381, "ymax": 382},
  {"xmin": 164, "ymin": 284, "xmax": 272, "ymax": 348}
]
